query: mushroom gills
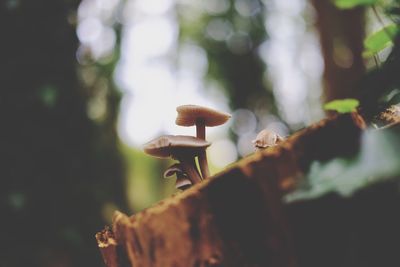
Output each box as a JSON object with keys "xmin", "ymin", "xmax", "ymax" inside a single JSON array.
[
  {"xmin": 176, "ymin": 176, "xmax": 192, "ymax": 190},
  {"xmin": 164, "ymin": 162, "xmax": 195, "ymax": 190},
  {"xmin": 163, "ymin": 163, "xmax": 184, "ymax": 178},
  {"xmin": 143, "ymin": 135, "xmax": 209, "ymax": 184}
]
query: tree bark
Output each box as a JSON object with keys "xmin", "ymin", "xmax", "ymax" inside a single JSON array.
[
  {"xmin": 97, "ymin": 113, "xmax": 364, "ymax": 267},
  {"xmin": 96, "ymin": 227, "xmax": 120, "ymax": 267}
]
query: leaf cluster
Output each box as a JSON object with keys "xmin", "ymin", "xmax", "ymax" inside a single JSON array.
[
  {"xmin": 325, "ymin": 0, "xmax": 400, "ymax": 116},
  {"xmin": 332, "ymin": 0, "xmax": 400, "ymax": 57}
]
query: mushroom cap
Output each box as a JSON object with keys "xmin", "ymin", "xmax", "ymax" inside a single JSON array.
[
  {"xmin": 176, "ymin": 176, "xmax": 192, "ymax": 190},
  {"xmin": 252, "ymin": 129, "xmax": 284, "ymax": 148},
  {"xmin": 163, "ymin": 163, "xmax": 192, "ymax": 189},
  {"xmin": 143, "ymin": 135, "xmax": 211, "ymax": 159},
  {"xmin": 176, "ymin": 105, "xmax": 231, "ymax": 127},
  {"xmin": 163, "ymin": 163, "xmax": 185, "ymax": 178}
]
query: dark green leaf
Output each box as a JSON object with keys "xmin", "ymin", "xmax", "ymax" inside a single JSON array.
[
  {"xmin": 324, "ymin": 98, "xmax": 360, "ymax": 113},
  {"xmin": 386, "ymin": 7, "xmax": 400, "ymax": 16}
]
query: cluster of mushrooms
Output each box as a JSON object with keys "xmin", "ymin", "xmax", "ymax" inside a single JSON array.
[
  {"xmin": 143, "ymin": 105, "xmax": 231, "ymax": 190},
  {"xmin": 143, "ymin": 104, "xmax": 285, "ymax": 191}
]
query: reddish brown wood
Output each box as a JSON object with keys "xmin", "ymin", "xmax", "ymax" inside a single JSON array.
[
  {"xmin": 96, "ymin": 227, "xmax": 120, "ymax": 267},
  {"xmin": 97, "ymin": 114, "xmax": 364, "ymax": 267}
]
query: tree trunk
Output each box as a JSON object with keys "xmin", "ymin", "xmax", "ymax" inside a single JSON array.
[
  {"xmin": 311, "ymin": 0, "xmax": 366, "ymax": 102},
  {"xmin": 0, "ymin": 1, "xmax": 125, "ymax": 266}
]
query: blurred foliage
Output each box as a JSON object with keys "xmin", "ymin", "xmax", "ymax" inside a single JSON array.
[
  {"xmin": 0, "ymin": 0, "xmax": 125, "ymax": 266},
  {"xmin": 333, "ymin": 0, "xmax": 378, "ymax": 9},
  {"xmin": 315, "ymin": 0, "xmax": 400, "ymax": 203},
  {"xmin": 286, "ymin": 128, "xmax": 400, "ymax": 202},
  {"xmin": 324, "ymin": 98, "xmax": 360, "ymax": 113},
  {"xmin": 327, "ymin": 0, "xmax": 399, "ymax": 114},
  {"xmin": 328, "ymin": 0, "xmax": 400, "ymax": 119},
  {"xmin": 363, "ymin": 24, "xmax": 399, "ymax": 57},
  {"xmin": 120, "ymin": 144, "xmax": 176, "ymax": 211},
  {"xmin": 177, "ymin": 0, "xmax": 277, "ymax": 116}
]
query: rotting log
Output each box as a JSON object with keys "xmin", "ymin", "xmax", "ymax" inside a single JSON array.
[
  {"xmin": 97, "ymin": 113, "xmax": 365, "ymax": 267},
  {"xmin": 96, "ymin": 227, "xmax": 119, "ymax": 267}
]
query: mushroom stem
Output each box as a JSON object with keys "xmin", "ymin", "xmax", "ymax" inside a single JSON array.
[
  {"xmin": 179, "ymin": 157, "xmax": 202, "ymax": 184},
  {"xmin": 198, "ymin": 152, "xmax": 210, "ymax": 178},
  {"xmin": 196, "ymin": 119, "xmax": 206, "ymax": 139},
  {"xmin": 195, "ymin": 119, "xmax": 210, "ymax": 178}
]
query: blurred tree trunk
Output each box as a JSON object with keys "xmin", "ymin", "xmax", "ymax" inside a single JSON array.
[
  {"xmin": 0, "ymin": 1, "xmax": 125, "ymax": 266},
  {"xmin": 311, "ymin": 0, "xmax": 366, "ymax": 103}
]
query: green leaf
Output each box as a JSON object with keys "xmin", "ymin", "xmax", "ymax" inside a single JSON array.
[
  {"xmin": 363, "ymin": 24, "xmax": 399, "ymax": 57},
  {"xmin": 324, "ymin": 98, "xmax": 360, "ymax": 113},
  {"xmin": 332, "ymin": 0, "xmax": 378, "ymax": 9}
]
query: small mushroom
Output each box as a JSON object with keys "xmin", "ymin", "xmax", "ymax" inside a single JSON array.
[
  {"xmin": 252, "ymin": 129, "xmax": 284, "ymax": 151},
  {"xmin": 164, "ymin": 163, "xmax": 193, "ymax": 190},
  {"xmin": 175, "ymin": 178, "xmax": 192, "ymax": 190},
  {"xmin": 143, "ymin": 135, "xmax": 211, "ymax": 184},
  {"xmin": 163, "ymin": 163, "xmax": 184, "ymax": 178},
  {"xmin": 176, "ymin": 105, "xmax": 231, "ymax": 178}
]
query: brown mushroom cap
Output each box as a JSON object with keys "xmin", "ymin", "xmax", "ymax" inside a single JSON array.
[
  {"xmin": 143, "ymin": 135, "xmax": 211, "ymax": 159},
  {"xmin": 176, "ymin": 105, "xmax": 231, "ymax": 127},
  {"xmin": 252, "ymin": 129, "xmax": 284, "ymax": 148}
]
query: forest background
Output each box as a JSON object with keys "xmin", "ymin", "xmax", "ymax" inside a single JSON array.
[{"xmin": 1, "ymin": 0, "xmax": 399, "ymax": 266}]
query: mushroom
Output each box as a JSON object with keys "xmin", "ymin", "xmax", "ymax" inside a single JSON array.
[
  {"xmin": 176, "ymin": 105, "xmax": 231, "ymax": 178},
  {"xmin": 164, "ymin": 163, "xmax": 193, "ymax": 190},
  {"xmin": 252, "ymin": 129, "xmax": 285, "ymax": 151},
  {"xmin": 143, "ymin": 135, "xmax": 210, "ymax": 184}
]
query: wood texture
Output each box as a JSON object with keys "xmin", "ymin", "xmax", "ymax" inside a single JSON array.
[
  {"xmin": 97, "ymin": 113, "xmax": 364, "ymax": 267},
  {"xmin": 96, "ymin": 227, "xmax": 120, "ymax": 267}
]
